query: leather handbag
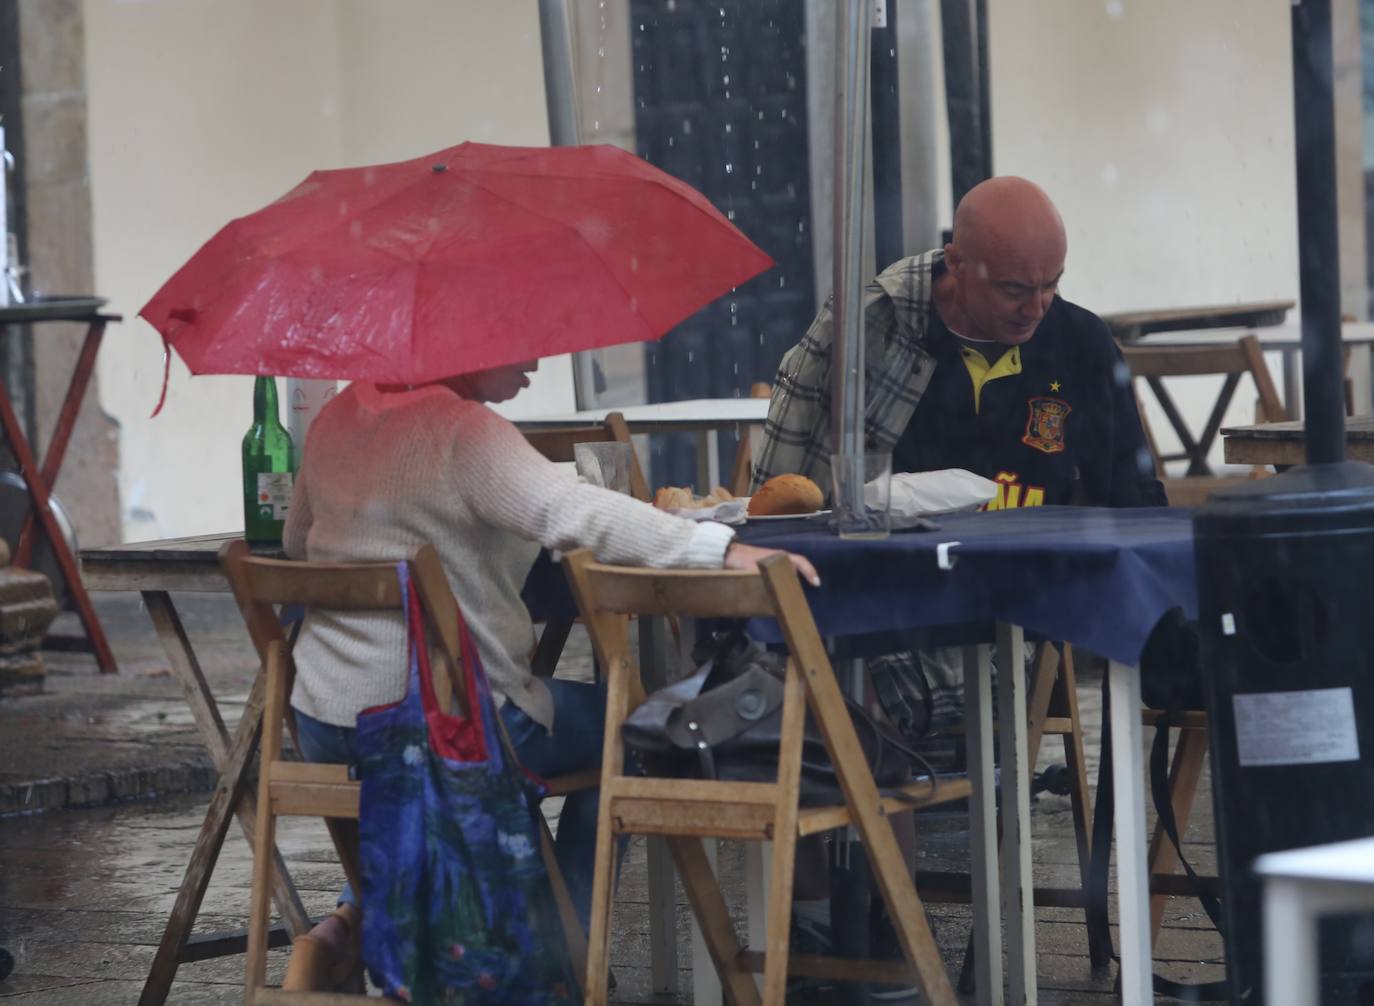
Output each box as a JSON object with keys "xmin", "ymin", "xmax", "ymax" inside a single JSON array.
[{"xmin": 624, "ymin": 632, "xmax": 934, "ymax": 806}]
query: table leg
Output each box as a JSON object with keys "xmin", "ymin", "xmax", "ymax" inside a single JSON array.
[
  {"xmin": 1281, "ymin": 346, "xmax": 1302, "ymax": 419},
  {"xmin": 638, "ymin": 614, "xmax": 679, "ymax": 993},
  {"xmin": 963, "ymin": 644, "xmax": 1004, "ymax": 1006},
  {"xmin": 1108, "ymin": 660, "xmax": 1151, "ymax": 1006},
  {"xmin": 997, "ymin": 624, "xmax": 1036, "ymax": 1005},
  {"xmin": 1263, "ymin": 877, "xmax": 1317, "ymax": 1006},
  {"xmin": 0, "ymin": 355, "xmax": 117, "ymax": 672},
  {"xmin": 693, "ymin": 839, "xmax": 724, "ymax": 1006},
  {"xmin": 137, "ymin": 591, "xmax": 309, "ymax": 1006},
  {"xmin": 16, "ymin": 319, "xmax": 105, "ymax": 566}
]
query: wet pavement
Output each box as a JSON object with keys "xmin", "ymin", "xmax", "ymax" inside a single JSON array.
[{"xmin": 0, "ymin": 593, "xmax": 1224, "ymax": 1002}]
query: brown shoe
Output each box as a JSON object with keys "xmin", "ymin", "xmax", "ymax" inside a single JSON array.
[{"xmin": 281, "ymin": 909, "xmax": 361, "ymax": 992}]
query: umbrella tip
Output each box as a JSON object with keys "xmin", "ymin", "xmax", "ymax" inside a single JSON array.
[{"xmin": 431, "ymin": 163, "xmax": 448, "ymax": 173}]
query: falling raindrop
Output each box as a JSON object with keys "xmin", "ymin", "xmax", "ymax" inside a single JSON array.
[
  {"xmin": 750, "ymin": 180, "xmax": 757, "ymax": 190},
  {"xmin": 639, "ymin": 23, "xmax": 645, "ymax": 31},
  {"xmin": 688, "ymin": 350, "xmax": 695, "ymax": 362},
  {"xmin": 725, "ymin": 163, "xmax": 734, "ymax": 174},
  {"xmin": 725, "ymin": 123, "xmax": 732, "ymax": 134},
  {"xmin": 597, "ymin": 47, "xmax": 606, "ymax": 57},
  {"xmin": 668, "ymin": 136, "xmax": 675, "ymax": 146},
  {"xmin": 757, "ymin": 110, "xmax": 765, "ymax": 120},
  {"xmin": 779, "ymin": 276, "xmax": 787, "ymax": 288},
  {"xmin": 723, "ymin": 74, "xmax": 731, "ymax": 85},
  {"xmin": 753, "ymin": 140, "xmax": 760, "ymax": 149},
  {"xmin": 727, "ymin": 209, "xmax": 736, "ymax": 220},
  {"xmin": 733, "ymin": 363, "xmax": 739, "ymax": 375},
  {"xmin": 683, "ymin": 119, "xmax": 693, "ymax": 134},
  {"xmin": 759, "ymin": 333, "xmax": 765, "ymax": 345}
]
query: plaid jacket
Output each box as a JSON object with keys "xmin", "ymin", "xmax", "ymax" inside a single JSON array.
[{"xmin": 751, "ymin": 250, "xmax": 942, "ymax": 494}]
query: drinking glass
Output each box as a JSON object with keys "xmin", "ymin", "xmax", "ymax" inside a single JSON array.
[
  {"xmin": 574, "ymin": 441, "xmax": 633, "ymax": 495},
  {"xmin": 830, "ymin": 451, "xmax": 893, "ymax": 540}
]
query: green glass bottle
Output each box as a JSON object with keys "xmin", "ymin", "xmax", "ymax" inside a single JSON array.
[{"xmin": 242, "ymin": 376, "xmax": 297, "ymax": 544}]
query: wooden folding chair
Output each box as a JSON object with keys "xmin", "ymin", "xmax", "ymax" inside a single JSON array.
[
  {"xmin": 523, "ymin": 412, "xmax": 652, "ymax": 679},
  {"xmin": 220, "ymin": 540, "xmax": 593, "ymax": 1004},
  {"xmin": 729, "ymin": 383, "xmax": 773, "ymax": 497},
  {"xmin": 524, "ymin": 410, "xmax": 650, "ymax": 503},
  {"xmin": 562, "ymin": 548, "xmax": 970, "ymax": 1006},
  {"xmin": 1123, "ymin": 333, "xmax": 1288, "ymax": 504}
]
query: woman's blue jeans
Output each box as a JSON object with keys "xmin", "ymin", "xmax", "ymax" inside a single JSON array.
[{"xmin": 293, "ymin": 677, "xmax": 607, "ymax": 927}]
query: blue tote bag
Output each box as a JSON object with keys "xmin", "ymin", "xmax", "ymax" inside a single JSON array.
[{"xmin": 355, "ymin": 564, "xmax": 580, "ymax": 1004}]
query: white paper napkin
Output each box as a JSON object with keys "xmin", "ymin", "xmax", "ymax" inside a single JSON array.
[{"xmin": 867, "ymin": 469, "xmax": 998, "ymax": 522}]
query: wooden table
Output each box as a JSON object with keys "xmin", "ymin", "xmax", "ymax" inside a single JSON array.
[
  {"xmin": 1141, "ymin": 321, "xmax": 1374, "ymax": 419},
  {"xmin": 1222, "ymin": 415, "xmax": 1374, "ymax": 466},
  {"xmin": 81, "ymin": 534, "xmax": 309, "ymax": 1005},
  {"xmin": 0, "ymin": 300, "xmax": 119, "ymax": 672},
  {"xmin": 1102, "ymin": 299, "xmax": 1294, "ymax": 342}
]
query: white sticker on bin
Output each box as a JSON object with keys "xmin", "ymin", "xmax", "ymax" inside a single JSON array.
[
  {"xmin": 936, "ymin": 541, "xmax": 960, "ymax": 571},
  {"xmin": 1233, "ymin": 687, "xmax": 1360, "ymax": 767}
]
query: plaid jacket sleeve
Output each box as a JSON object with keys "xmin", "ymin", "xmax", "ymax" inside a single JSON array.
[{"xmin": 752, "ymin": 253, "xmax": 938, "ymax": 495}]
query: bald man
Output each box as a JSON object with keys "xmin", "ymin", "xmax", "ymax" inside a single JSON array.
[{"xmin": 754, "ymin": 176, "xmax": 1164, "ymax": 736}]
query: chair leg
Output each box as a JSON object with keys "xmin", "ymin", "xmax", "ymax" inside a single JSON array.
[
  {"xmin": 760, "ymin": 662, "xmax": 806, "ymax": 1004},
  {"xmin": 1147, "ymin": 725, "xmax": 1210, "ymax": 941},
  {"xmin": 669, "ymin": 836, "xmax": 761, "ymax": 1006},
  {"xmin": 1055, "ymin": 646, "xmax": 1102, "ymax": 966},
  {"xmin": 245, "ymin": 649, "xmax": 287, "ymax": 1003}
]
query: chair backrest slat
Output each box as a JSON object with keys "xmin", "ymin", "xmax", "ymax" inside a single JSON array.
[
  {"xmin": 524, "ymin": 411, "xmax": 650, "ymax": 502},
  {"xmin": 1119, "ymin": 343, "xmax": 1249, "ymax": 379},
  {"xmin": 566, "ymin": 561, "xmax": 775, "ymax": 618},
  {"xmin": 219, "ymin": 540, "xmax": 466, "ymax": 715}
]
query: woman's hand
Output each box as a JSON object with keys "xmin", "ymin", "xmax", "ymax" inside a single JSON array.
[{"xmin": 723, "ymin": 541, "xmax": 821, "ymax": 587}]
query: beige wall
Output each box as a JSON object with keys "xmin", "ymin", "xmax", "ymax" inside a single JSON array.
[
  {"xmin": 84, "ymin": 1, "xmax": 569, "ymax": 541},
  {"xmin": 987, "ymin": 0, "xmax": 1304, "ymax": 468}
]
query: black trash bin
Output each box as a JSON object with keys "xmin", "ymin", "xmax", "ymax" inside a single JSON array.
[{"xmin": 1196, "ymin": 461, "xmax": 1374, "ymax": 1004}]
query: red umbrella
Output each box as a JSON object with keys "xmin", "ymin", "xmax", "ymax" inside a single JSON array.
[{"xmin": 140, "ymin": 142, "xmax": 773, "ymax": 384}]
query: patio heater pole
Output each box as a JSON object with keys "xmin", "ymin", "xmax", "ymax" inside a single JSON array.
[
  {"xmin": 832, "ymin": 0, "xmax": 872, "ymax": 489},
  {"xmin": 1291, "ymin": 0, "xmax": 1345, "ymax": 464},
  {"xmin": 537, "ymin": 0, "xmax": 600, "ymax": 410},
  {"xmin": 831, "ymin": 4, "xmax": 874, "ymax": 1004}
]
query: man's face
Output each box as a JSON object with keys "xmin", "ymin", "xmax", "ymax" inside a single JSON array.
[{"xmin": 948, "ymin": 244, "xmax": 1065, "ymax": 346}]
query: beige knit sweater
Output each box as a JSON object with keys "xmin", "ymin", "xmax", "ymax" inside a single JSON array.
[{"xmin": 283, "ymin": 382, "xmax": 735, "ymax": 730}]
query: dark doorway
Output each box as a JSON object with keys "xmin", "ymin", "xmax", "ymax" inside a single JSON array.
[{"xmin": 630, "ymin": 0, "xmax": 816, "ymax": 488}]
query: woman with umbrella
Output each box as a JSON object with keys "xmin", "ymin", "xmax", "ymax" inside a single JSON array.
[
  {"xmin": 140, "ymin": 142, "xmax": 813, "ymax": 991},
  {"xmin": 275, "ymin": 360, "xmax": 817, "ymax": 989}
]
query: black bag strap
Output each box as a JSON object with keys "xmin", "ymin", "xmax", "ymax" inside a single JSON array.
[{"xmin": 1087, "ymin": 678, "xmax": 1229, "ymax": 1001}]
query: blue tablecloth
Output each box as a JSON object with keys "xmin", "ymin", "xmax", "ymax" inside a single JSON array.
[
  {"xmin": 734, "ymin": 506, "xmax": 1196, "ymax": 665},
  {"xmin": 524, "ymin": 506, "xmax": 1196, "ymax": 668}
]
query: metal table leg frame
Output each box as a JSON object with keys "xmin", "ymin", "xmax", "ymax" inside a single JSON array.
[
  {"xmin": 996, "ymin": 623, "xmax": 1037, "ymax": 1005},
  {"xmin": 1108, "ymin": 660, "xmax": 1152, "ymax": 1006},
  {"xmin": 963, "ymin": 644, "xmax": 1004, "ymax": 1006}
]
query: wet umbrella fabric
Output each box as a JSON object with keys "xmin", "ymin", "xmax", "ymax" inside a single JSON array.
[{"xmin": 140, "ymin": 142, "xmax": 773, "ymax": 384}]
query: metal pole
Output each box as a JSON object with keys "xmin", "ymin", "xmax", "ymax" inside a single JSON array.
[
  {"xmin": 538, "ymin": 0, "xmax": 601, "ymax": 409},
  {"xmin": 870, "ymin": 0, "xmax": 903, "ymax": 270},
  {"xmin": 940, "ymin": 0, "xmax": 991, "ymax": 206},
  {"xmin": 1291, "ymin": 0, "xmax": 1345, "ymax": 465},
  {"xmin": 832, "ymin": 0, "xmax": 872, "ymax": 495},
  {"xmin": 537, "ymin": 0, "xmax": 581, "ymax": 148}
]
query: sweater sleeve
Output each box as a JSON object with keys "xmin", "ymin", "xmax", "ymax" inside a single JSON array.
[{"xmin": 449, "ymin": 402, "xmax": 735, "ymax": 568}]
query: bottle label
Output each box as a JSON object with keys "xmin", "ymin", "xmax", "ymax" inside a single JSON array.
[{"xmin": 257, "ymin": 472, "xmax": 294, "ymax": 520}]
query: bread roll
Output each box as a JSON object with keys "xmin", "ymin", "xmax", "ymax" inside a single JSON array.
[
  {"xmin": 653, "ymin": 486, "xmax": 694, "ymax": 511},
  {"xmin": 747, "ymin": 474, "xmax": 823, "ymax": 516}
]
